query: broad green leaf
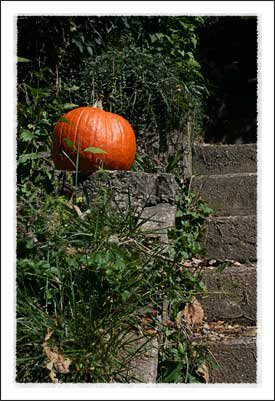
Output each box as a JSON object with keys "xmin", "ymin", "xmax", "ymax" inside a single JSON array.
[
  {"xmin": 21, "ymin": 129, "xmax": 34, "ymax": 142},
  {"xmin": 72, "ymin": 39, "xmax": 83, "ymax": 53},
  {"xmin": 65, "ymin": 85, "xmax": 80, "ymax": 91},
  {"xmin": 59, "ymin": 116, "xmax": 74, "ymax": 126},
  {"xmin": 30, "ymin": 87, "xmax": 49, "ymax": 98},
  {"xmin": 64, "ymin": 138, "xmax": 76, "ymax": 151},
  {"xmin": 176, "ymin": 210, "xmax": 184, "ymax": 218},
  {"xmin": 150, "ymin": 34, "xmax": 157, "ymax": 43},
  {"xmin": 63, "ymin": 103, "xmax": 79, "ymax": 110},
  {"xmin": 17, "ymin": 57, "xmax": 31, "ymax": 63},
  {"xmin": 87, "ymin": 46, "xmax": 93, "ymax": 56},
  {"xmin": 84, "ymin": 147, "xmax": 107, "ymax": 154},
  {"xmin": 121, "ymin": 290, "xmax": 131, "ymax": 301},
  {"xmin": 18, "ymin": 153, "xmax": 39, "ymax": 164}
]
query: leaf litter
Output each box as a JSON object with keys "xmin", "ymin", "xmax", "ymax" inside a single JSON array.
[{"xmin": 42, "ymin": 329, "xmax": 72, "ymax": 383}]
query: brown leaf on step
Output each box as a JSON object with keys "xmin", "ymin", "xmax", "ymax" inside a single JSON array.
[
  {"xmin": 140, "ymin": 316, "xmax": 157, "ymax": 335},
  {"xmin": 65, "ymin": 246, "xmax": 78, "ymax": 256},
  {"xmin": 191, "ymin": 258, "xmax": 202, "ymax": 266},
  {"xmin": 140, "ymin": 317, "xmax": 153, "ymax": 327},
  {"xmin": 183, "ymin": 260, "xmax": 193, "ymax": 268},
  {"xmin": 42, "ymin": 329, "xmax": 72, "ymax": 382},
  {"xmin": 49, "ymin": 370, "xmax": 59, "ymax": 384},
  {"xmin": 245, "ymin": 327, "xmax": 257, "ymax": 337},
  {"xmin": 196, "ymin": 363, "xmax": 209, "ymax": 383},
  {"xmin": 73, "ymin": 204, "xmax": 84, "ymax": 219},
  {"xmin": 182, "ymin": 297, "xmax": 204, "ymax": 326},
  {"xmin": 197, "ymin": 364, "xmax": 210, "ymax": 383},
  {"xmin": 144, "ymin": 328, "xmax": 158, "ymax": 335},
  {"xmin": 44, "ymin": 329, "xmax": 54, "ymax": 342}
]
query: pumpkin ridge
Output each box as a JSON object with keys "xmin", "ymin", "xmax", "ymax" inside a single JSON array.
[
  {"xmin": 74, "ymin": 108, "xmax": 86, "ymax": 161},
  {"xmin": 94, "ymin": 108, "xmax": 102, "ymax": 159},
  {"xmin": 108, "ymin": 111, "xmax": 116, "ymax": 164}
]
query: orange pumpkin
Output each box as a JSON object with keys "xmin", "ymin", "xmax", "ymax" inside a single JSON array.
[{"xmin": 52, "ymin": 101, "xmax": 136, "ymax": 171}]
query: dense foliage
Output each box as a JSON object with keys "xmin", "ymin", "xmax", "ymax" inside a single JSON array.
[
  {"xmin": 17, "ymin": 16, "xmax": 208, "ymax": 188},
  {"xmin": 16, "ymin": 177, "xmax": 213, "ymax": 383}
]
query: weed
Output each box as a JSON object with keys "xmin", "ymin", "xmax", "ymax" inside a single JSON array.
[{"xmin": 17, "ymin": 179, "xmax": 213, "ymax": 383}]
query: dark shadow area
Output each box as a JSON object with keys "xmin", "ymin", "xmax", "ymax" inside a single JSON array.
[{"xmin": 198, "ymin": 17, "xmax": 257, "ymax": 144}]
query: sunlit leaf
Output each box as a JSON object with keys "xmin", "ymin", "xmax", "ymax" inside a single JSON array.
[
  {"xmin": 87, "ymin": 46, "xmax": 93, "ymax": 56},
  {"xmin": 84, "ymin": 147, "xmax": 107, "ymax": 154},
  {"xmin": 59, "ymin": 116, "xmax": 74, "ymax": 126},
  {"xmin": 63, "ymin": 103, "xmax": 79, "ymax": 110},
  {"xmin": 17, "ymin": 57, "xmax": 31, "ymax": 63},
  {"xmin": 64, "ymin": 138, "xmax": 76, "ymax": 151},
  {"xmin": 21, "ymin": 129, "xmax": 34, "ymax": 142}
]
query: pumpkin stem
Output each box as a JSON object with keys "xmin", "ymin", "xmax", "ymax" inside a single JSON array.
[{"xmin": 93, "ymin": 95, "xmax": 104, "ymax": 110}]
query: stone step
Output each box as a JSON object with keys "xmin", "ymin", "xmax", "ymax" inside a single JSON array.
[
  {"xmin": 192, "ymin": 144, "xmax": 257, "ymax": 175},
  {"xmin": 198, "ymin": 264, "xmax": 256, "ymax": 325},
  {"xmin": 139, "ymin": 203, "xmax": 177, "ymax": 242},
  {"xmin": 190, "ymin": 173, "xmax": 257, "ymax": 216},
  {"xmin": 124, "ymin": 335, "xmax": 158, "ymax": 383},
  {"xmin": 77, "ymin": 171, "xmax": 179, "ymax": 213},
  {"xmin": 202, "ymin": 215, "xmax": 257, "ymax": 261},
  {"xmin": 208, "ymin": 333, "xmax": 257, "ymax": 383}
]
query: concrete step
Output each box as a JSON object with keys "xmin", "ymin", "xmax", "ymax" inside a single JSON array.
[
  {"xmin": 192, "ymin": 144, "xmax": 257, "ymax": 175},
  {"xmin": 124, "ymin": 335, "xmax": 158, "ymax": 383},
  {"xmin": 78, "ymin": 171, "xmax": 179, "ymax": 213},
  {"xmin": 208, "ymin": 333, "xmax": 257, "ymax": 383},
  {"xmin": 139, "ymin": 203, "xmax": 177, "ymax": 243},
  {"xmin": 190, "ymin": 173, "xmax": 257, "ymax": 216},
  {"xmin": 202, "ymin": 215, "xmax": 257, "ymax": 261},
  {"xmin": 198, "ymin": 264, "xmax": 256, "ymax": 325}
]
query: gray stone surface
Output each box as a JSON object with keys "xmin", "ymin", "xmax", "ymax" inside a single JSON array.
[
  {"xmin": 202, "ymin": 215, "xmax": 257, "ymax": 261},
  {"xmin": 208, "ymin": 336, "xmax": 257, "ymax": 383},
  {"xmin": 190, "ymin": 173, "xmax": 257, "ymax": 216},
  {"xmin": 79, "ymin": 171, "xmax": 179, "ymax": 213},
  {"xmin": 192, "ymin": 144, "xmax": 257, "ymax": 175},
  {"xmin": 126, "ymin": 335, "xmax": 159, "ymax": 383},
  {"xmin": 157, "ymin": 174, "xmax": 180, "ymax": 204},
  {"xmin": 139, "ymin": 204, "xmax": 177, "ymax": 242},
  {"xmin": 199, "ymin": 265, "xmax": 257, "ymax": 324}
]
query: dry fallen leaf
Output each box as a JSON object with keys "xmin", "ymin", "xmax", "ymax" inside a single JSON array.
[
  {"xmin": 196, "ymin": 363, "xmax": 209, "ymax": 383},
  {"xmin": 140, "ymin": 316, "xmax": 157, "ymax": 335},
  {"xmin": 183, "ymin": 260, "xmax": 193, "ymax": 268},
  {"xmin": 191, "ymin": 258, "xmax": 203, "ymax": 266},
  {"xmin": 73, "ymin": 204, "xmax": 84, "ymax": 219},
  {"xmin": 42, "ymin": 329, "xmax": 72, "ymax": 383},
  {"xmin": 182, "ymin": 297, "xmax": 204, "ymax": 326},
  {"xmin": 65, "ymin": 246, "xmax": 78, "ymax": 256}
]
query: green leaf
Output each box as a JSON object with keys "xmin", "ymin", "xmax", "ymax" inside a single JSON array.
[
  {"xmin": 87, "ymin": 46, "xmax": 93, "ymax": 56},
  {"xmin": 65, "ymin": 85, "xmax": 80, "ymax": 91},
  {"xmin": 176, "ymin": 210, "xmax": 184, "ymax": 218},
  {"xmin": 63, "ymin": 103, "xmax": 79, "ymax": 110},
  {"xmin": 17, "ymin": 57, "xmax": 31, "ymax": 63},
  {"xmin": 72, "ymin": 39, "xmax": 83, "ymax": 53},
  {"xmin": 121, "ymin": 290, "xmax": 131, "ymax": 301},
  {"xmin": 18, "ymin": 153, "xmax": 39, "ymax": 164},
  {"xmin": 84, "ymin": 147, "xmax": 107, "ymax": 154},
  {"xmin": 64, "ymin": 138, "xmax": 76, "ymax": 151},
  {"xmin": 150, "ymin": 34, "xmax": 157, "ymax": 43},
  {"xmin": 29, "ymin": 87, "xmax": 50, "ymax": 99},
  {"xmin": 21, "ymin": 129, "xmax": 34, "ymax": 142},
  {"xmin": 59, "ymin": 116, "xmax": 74, "ymax": 126}
]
